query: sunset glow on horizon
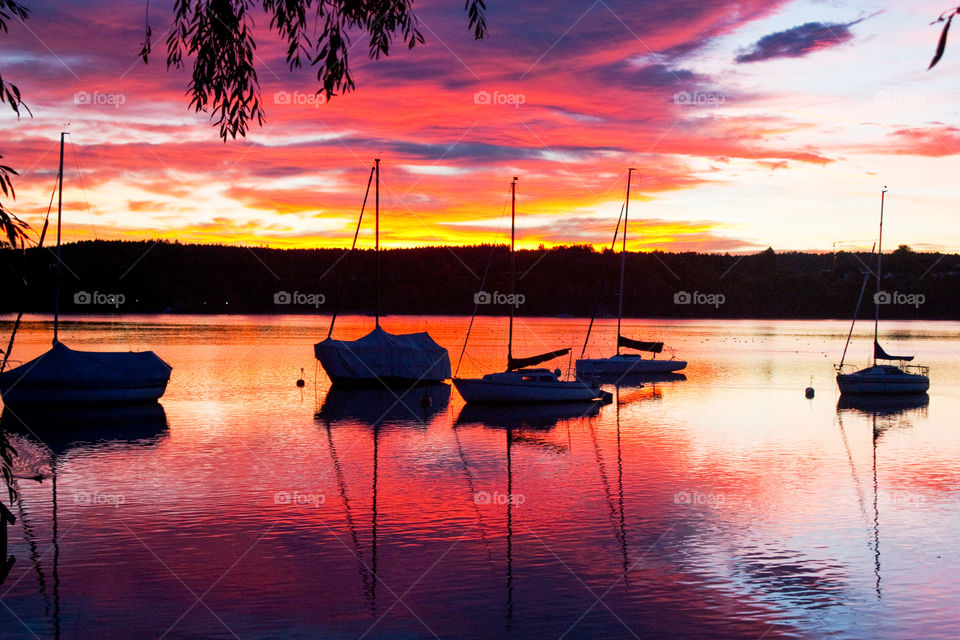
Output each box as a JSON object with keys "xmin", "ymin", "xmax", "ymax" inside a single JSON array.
[{"xmin": 3, "ymin": 0, "xmax": 959, "ymax": 253}]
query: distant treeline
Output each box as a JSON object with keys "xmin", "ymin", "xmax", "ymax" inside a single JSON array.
[{"xmin": 2, "ymin": 240, "xmax": 959, "ymax": 319}]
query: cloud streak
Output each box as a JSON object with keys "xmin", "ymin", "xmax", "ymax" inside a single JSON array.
[{"xmin": 735, "ymin": 19, "xmax": 862, "ymax": 63}]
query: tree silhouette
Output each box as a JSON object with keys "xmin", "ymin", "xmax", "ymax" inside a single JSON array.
[
  {"xmin": 141, "ymin": 0, "xmax": 489, "ymax": 139},
  {"xmin": 0, "ymin": 0, "xmax": 29, "ymax": 249}
]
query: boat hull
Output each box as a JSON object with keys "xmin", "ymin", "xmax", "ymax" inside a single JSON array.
[
  {"xmin": 0, "ymin": 382, "xmax": 169, "ymax": 406},
  {"xmin": 576, "ymin": 355, "xmax": 686, "ymax": 376},
  {"xmin": 453, "ymin": 375, "xmax": 608, "ymax": 404},
  {"xmin": 836, "ymin": 366, "xmax": 930, "ymax": 395}
]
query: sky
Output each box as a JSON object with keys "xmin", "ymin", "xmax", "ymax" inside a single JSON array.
[{"xmin": 1, "ymin": 0, "xmax": 958, "ymax": 252}]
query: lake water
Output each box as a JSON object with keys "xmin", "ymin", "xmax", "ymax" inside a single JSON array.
[{"xmin": 1, "ymin": 315, "xmax": 959, "ymax": 639}]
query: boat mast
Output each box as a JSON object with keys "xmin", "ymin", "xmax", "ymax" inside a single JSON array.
[
  {"xmin": 873, "ymin": 187, "xmax": 886, "ymax": 366},
  {"xmin": 375, "ymin": 158, "xmax": 380, "ymax": 329},
  {"xmin": 507, "ymin": 177, "xmax": 517, "ymax": 368},
  {"xmin": 53, "ymin": 132, "xmax": 66, "ymax": 345},
  {"xmin": 616, "ymin": 169, "xmax": 635, "ymax": 356}
]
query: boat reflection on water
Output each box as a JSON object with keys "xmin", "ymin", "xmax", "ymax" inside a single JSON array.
[
  {"xmin": 455, "ymin": 401, "xmax": 601, "ymax": 431},
  {"xmin": 582, "ymin": 372, "xmax": 685, "ymax": 409},
  {"xmin": 0, "ymin": 403, "xmax": 169, "ymax": 638},
  {"xmin": 0, "ymin": 403, "xmax": 169, "ymax": 455},
  {"xmin": 836, "ymin": 393, "xmax": 929, "ymax": 420},
  {"xmin": 835, "ymin": 392, "xmax": 928, "ymax": 601},
  {"xmin": 313, "ymin": 384, "xmax": 450, "ymax": 616},
  {"xmin": 315, "ymin": 383, "xmax": 450, "ymax": 427}
]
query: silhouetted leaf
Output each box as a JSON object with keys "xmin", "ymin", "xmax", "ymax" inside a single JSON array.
[
  {"xmin": 929, "ymin": 12, "xmax": 955, "ymax": 69},
  {"xmin": 140, "ymin": 23, "xmax": 153, "ymax": 63}
]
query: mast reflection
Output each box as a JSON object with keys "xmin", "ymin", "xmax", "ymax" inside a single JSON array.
[
  {"xmin": 836, "ymin": 393, "xmax": 929, "ymax": 600},
  {"xmin": 315, "ymin": 383, "xmax": 450, "ymax": 614},
  {"xmin": 455, "ymin": 401, "xmax": 603, "ymax": 629}
]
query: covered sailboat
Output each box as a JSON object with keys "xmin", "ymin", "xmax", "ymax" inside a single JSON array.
[
  {"xmin": 0, "ymin": 342, "xmax": 171, "ymax": 405},
  {"xmin": 314, "ymin": 326, "xmax": 450, "ymax": 387},
  {"xmin": 314, "ymin": 159, "xmax": 451, "ymax": 387},
  {"xmin": 576, "ymin": 168, "xmax": 686, "ymax": 378},
  {"xmin": 453, "ymin": 177, "xmax": 610, "ymax": 404},
  {"xmin": 835, "ymin": 188, "xmax": 929, "ymax": 395},
  {"xmin": 0, "ymin": 133, "xmax": 172, "ymax": 408}
]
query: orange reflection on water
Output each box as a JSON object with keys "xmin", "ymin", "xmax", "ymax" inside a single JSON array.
[{"xmin": 1, "ymin": 316, "xmax": 959, "ymax": 638}]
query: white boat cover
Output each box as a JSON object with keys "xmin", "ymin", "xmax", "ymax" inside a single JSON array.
[
  {"xmin": 0, "ymin": 341, "xmax": 172, "ymax": 390},
  {"xmin": 314, "ymin": 326, "xmax": 451, "ymax": 383}
]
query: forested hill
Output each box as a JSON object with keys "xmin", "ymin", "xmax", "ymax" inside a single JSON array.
[{"xmin": 2, "ymin": 240, "xmax": 959, "ymax": 319}]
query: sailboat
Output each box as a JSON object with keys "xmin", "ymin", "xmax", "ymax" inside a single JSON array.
[
  {"xmin": 453, "ymin": 177, "xmax": 611, "ymax": 404},
  {"xmin": 0, "ymin": 133, "xmax": 172, "ymax": 407},
  {"xmin": 314, "ymin": 159, "xmax": 451, "ymax": 387},
  {"xmin": 576, "ymin": 168, "xmax": 686, "ymax": 378},
  {"xmin": 836, "ymin": 188, "xmax": 929, "ymax": 395}
]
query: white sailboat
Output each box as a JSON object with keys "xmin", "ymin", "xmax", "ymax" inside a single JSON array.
[
  {"xmin": 314, "ymin": 159, "xmax": 451, "ymax": 387},
  {"xmin": 576, "ymin": 168, "xmax": 686, "ymax": 378},
  {"xmin": 835, "ymin": 188, "xmax": 929, "ymax": 395},
  {"xmin": 0, "ymin": 133, "xmax": 172, "ymax": 407},
  {"xmin": 453, "ymin": 177, "xmax": 611, "ymax": 404}
]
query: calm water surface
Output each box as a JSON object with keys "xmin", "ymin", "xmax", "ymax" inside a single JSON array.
[{"xmin": 1, "ymin": 315, "xmax": 959, "ymax": 639}]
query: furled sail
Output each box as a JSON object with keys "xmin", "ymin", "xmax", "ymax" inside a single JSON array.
[
  {"xmin": 874, "ymin": 340, "xmax": 914, "ymax": 362},
  {"xmin": 508, "ymin": 348, "xmax": 570, "ymax": 371},
  {"xmin": 617, "ymin": 336, "xmax": 664, "ymax": 353}
]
